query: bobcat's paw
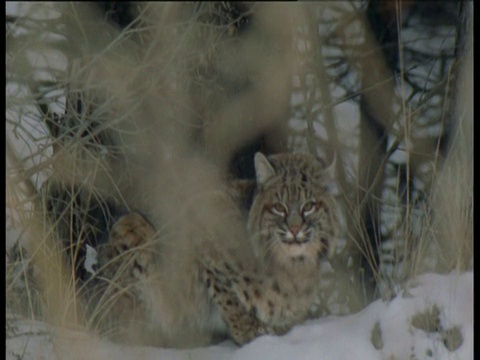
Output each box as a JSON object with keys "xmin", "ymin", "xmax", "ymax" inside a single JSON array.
[
  {"xmin": 229, "ymin": 316, "xmax": 268, "ymax": 346},
  {"xmin": 98, "ymin": 213, "xmax": 157, "ymax": 281}
]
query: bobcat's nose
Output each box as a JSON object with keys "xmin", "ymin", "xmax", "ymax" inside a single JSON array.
[{"xmin": 289, "ymin": 225, "xmax": 301, "ymax": 236}]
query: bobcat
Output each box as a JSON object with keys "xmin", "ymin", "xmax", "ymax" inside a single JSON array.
[
  {"xmin": 93, "ymin": 152, "xmax": 338, "ymax": 347},
  {"xmin": 203, "ymin": 152, "xmax": 339, "ymax": 343}
]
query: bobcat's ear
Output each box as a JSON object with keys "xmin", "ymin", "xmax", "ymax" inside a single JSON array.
[
  {"xmin": 254, "ymin": 152, "xmax": 275, "ymax": 186},
  {"xmin": 314, "ymin": 152, "xmax": 336, "ymax": 180}
]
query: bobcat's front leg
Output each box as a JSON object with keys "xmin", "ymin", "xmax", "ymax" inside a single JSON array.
[
  {"xmin": 203, "ymin": 259, "xmax": 297, "ymax": 335},
  {"xmin": 202, "ymin": 266, "xmax": 267, "ymax": 345},
  {"xmin": 90, "ymin": 213, "xmax": 158, "ymax": 342},
  {"xmin": 96, "ymin": 212, "xmax": 157, "ymax": 313}
]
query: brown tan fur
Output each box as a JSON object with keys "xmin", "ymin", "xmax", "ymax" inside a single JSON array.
[
  {"xmin": 94, "ymin": 152, "xmax": 338, "ymax": 346},
  {"xmin": 203, "ymin": 152, "xmax": 338, "ymax": 344}
]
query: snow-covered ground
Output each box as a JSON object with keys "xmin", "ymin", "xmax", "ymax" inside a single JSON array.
[
  {"xmin": 6, "ymin": 3, "xmax": 472, "ymax": 360},
  {"xmin": 6, "ymin": 271, "xmax": 472, "ymax": 360}
]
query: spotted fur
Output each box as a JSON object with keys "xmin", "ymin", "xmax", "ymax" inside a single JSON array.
[
  {"xmin": 94, "ymin": 152, "xmax": 338, "ymax": 346},
  {"xmin": 204, "ymin": 152, "xmax": 339, "ymax": 344}
]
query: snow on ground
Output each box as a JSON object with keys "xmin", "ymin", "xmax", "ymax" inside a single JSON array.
[{"xmin": 6, "ymin": 271, "xmax": 472, "ymax": 360}]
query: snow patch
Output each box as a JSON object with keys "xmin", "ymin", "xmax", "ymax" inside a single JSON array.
[{"xmin": 6, "ymin": 271, "xmax": 472, "ymax": 360}]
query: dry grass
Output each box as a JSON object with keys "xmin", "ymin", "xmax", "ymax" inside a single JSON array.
[{"xmin": 6, "ymin": 1, "xmax": 472, "ymax": 354}]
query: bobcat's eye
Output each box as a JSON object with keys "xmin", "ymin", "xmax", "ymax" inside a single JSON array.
[
  {"xmin": 271, "ymin": 203, "xmax": 287, "ymax": 216},
  {"xmin": 302, "ymin": 201, "xmax": 316, "ymax": 216}
]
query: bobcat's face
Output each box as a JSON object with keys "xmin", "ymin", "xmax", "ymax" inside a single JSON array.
[{"xmin": 248, "ymin": 153, "xmax": 337, "ymax": 267}]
